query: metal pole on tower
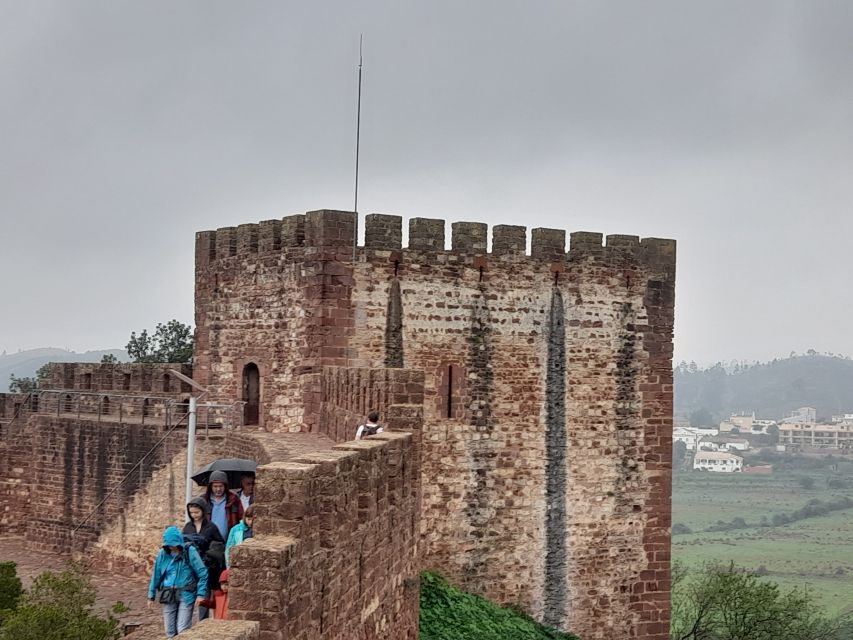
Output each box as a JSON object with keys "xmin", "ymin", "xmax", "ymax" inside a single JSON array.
[{"xmin": 353, "ymin": 35, "xmax": 363, "ymax": 262}]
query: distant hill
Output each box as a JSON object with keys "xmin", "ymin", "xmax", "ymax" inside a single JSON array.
[
  {"xmin": 675, "ymin": 355, "xmax": 853, "ymax": 422},
  {"xmin": 1, "ymin": 348, "xmax": 127, "ymax": 392}
]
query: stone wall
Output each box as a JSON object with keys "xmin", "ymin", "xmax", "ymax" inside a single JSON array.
[
  {"xmin": 311, "ymin": 366, "xmax": 425, "ymax": 443},
  {"xmin": 194, "ymin": 210, "xmax": 675, "ymax": 639},
  {"xmin": 0, "ymin": 392, "xmax": 31, "ymax": 423},
  {"xmin": 229, "ymin": 431, "xmax": 421, "ymax": 640},
  {"xmin": 0, "ymin": 414, "xmax": 184, "ymax": 550},
  {"xmin": 43, "ymin": 362, "xmax": 193, "ymax": 395},
  {"xmin": 349, "ymin": 218, "xmax": 675, "ymax": 640},
  {"xmin": 89, "ymin": 431, "xmax": 276, "ymax": 576},
  {"xmin": 193, "ymin": 216, "xmax": 318, "ymax": 431}
]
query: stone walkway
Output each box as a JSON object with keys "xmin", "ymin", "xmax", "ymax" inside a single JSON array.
[{"xmin": 0, "ymin": 535, "xmax": 159, "ymax": 633}]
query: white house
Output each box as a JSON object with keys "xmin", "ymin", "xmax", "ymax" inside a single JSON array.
[
  {"xmin": 693, "ymin": 451, "xmax": 743, "ymax": 473},
  {"xmin": 674, "ymin": 426, "xmax": 719, "ymax": 450}
]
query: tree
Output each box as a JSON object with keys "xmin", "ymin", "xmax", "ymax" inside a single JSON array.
[
  {"xmin": 689, "ymin": 408, "xmax": 714, "ymax": 428},
  {"xmin": 673, "ymin": 440, "xmax": 688, "ymax": 470},
  {"xmin": 8, "ymin": 364, "xmax": 50, "ymax": 394},
  {"xmin": 100, "ymin": 354, "xmax": 118, "ymax": 364},
  {"xmin": 126, "ymin": 320, "xmax": 193, "ymax": 363},
  {"xmin": 0, "ymin": 565, "xmax": 122, "ymax": 640},
  {"xmin": 8, "ymin": 375, "xmax": 37, "ymax": 394},
  {"xmin": 799, "ymin": 476, "xmax": 816, "ymax": 490},
  {"xmin": 671, "ymin": 561, "xmax": 844, "ymax": 640},
  {"xmin": 768, "ymin": 424, "xmax": 780, "ymax": 445}
]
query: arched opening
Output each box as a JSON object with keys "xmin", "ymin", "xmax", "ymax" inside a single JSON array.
[
  {"xmin": 101, "ymin": 396, "xmax": 111, "ymax": 416},
  {"xmin": 30, "ymin": 394, "xmax": 39, "ymax": 413},
  {"xmin": 63, "ymin": 394, "xmax": 73, "ymax": 413},
  {"xmin": 162, "ymin": 373, "xmax": 171, "ymax": 392},
  {"xmin": 242, "ymin": 363, "xmax": 260, "ymax": 426},
  {"xmin": 142, "ymin": 398, "xmax": 151, "ymax": 418}
]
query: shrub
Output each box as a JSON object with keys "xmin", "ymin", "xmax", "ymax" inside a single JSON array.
[
  {"xmin": 798, "ymin": 476, "xmax": 816, "ymax": 490},
  {"xmin": 672, "ymin": 523, "xmax": 693, "ymax": 535},
  {"xmin": 0, "ymin": 563, "xmax": 22, "ymax": 613},
  {"xmin": 0, "ymin": 565, "xmax": 121, "ymax": 640},
  {"xmin": 420, "ymin": 572, "xmax": 578, "ymax": 640},
  {"xmin": 828, "ymin": 477, "xmax": 849, "ymax": 489}
]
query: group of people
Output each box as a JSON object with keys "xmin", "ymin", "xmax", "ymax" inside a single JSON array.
[
  {"xmin": 147, "ymin": 411, "xmax": 382, "ymax": 637},
  {"xmin": 147, "ymin": 471, "xmax": 256, "ymax": 637}
]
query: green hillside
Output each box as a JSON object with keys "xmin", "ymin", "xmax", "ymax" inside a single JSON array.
[
  {"xmin": 675, "ymin": 355, "xmax": 853, "ymax": 422},
  {"xmin": 420, "ymin": 572, "xmax": 578, "ymax": 640}
]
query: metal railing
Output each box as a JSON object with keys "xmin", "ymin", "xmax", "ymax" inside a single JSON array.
[{"xmin": 1, "ymin": 389, "xmax": 246, "ymax": 435}]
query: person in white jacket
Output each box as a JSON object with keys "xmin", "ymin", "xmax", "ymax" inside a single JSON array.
[{"xmin": 355, "ymin": 411, "xmax": 383, "ymax": 439}]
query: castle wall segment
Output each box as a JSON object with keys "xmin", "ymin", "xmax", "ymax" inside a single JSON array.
[{"xmin": 228, "ymin": 431, "xmax": 421, "ymax": 639}]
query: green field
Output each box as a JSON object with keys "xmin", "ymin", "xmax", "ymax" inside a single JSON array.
[{"xmin": 673, "ymin": 462, "xmax": 853, "ymax": 613}]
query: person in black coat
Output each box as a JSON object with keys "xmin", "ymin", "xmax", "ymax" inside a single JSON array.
[{"xmin": 182, "ymin": 496, "xmax": 224, "ymax": 621}]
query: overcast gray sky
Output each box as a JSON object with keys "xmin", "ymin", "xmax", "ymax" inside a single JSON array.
[{"xmin": 1, "ymin": 1, "xmax": 851, "ymax": 365}]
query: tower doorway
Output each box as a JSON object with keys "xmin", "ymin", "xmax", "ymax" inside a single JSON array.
[{"xmin": 242, "ymin": 363, "xmax": 260, "ymax": 426}]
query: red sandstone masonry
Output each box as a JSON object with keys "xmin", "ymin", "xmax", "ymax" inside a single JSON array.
[
  {"xmin": 194, "ymin": 209, "xmax": 675, "ymax": 638},
  {"xmin": 229, "ymin": 432, "xmax": 421, "ymax": 640},
  {"xmin": 2, "ymin": 414, "xmax": 185, "ymax": 553},
  {"xmin": 312, "ymin": 366, "xmax": 425, "ymax": 443},
  {"xmin": 43, "ymin": 363, "xmax": 193, "ymax": 395}
]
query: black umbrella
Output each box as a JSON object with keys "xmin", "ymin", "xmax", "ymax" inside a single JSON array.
[{"xmin": 191, "ymin": 458, "xmax": 257, "ymax": 489}]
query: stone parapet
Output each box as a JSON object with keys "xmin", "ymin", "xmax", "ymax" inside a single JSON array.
[{"xmin": 229, "ymin": 431, "xmax": 421, "ymax": 640}]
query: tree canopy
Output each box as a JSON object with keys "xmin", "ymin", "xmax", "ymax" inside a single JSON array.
[
  {"xmin": 126, "ymin": 320, "xmax": 193, "ymax": 363},
  {"xmin": 8, "ymin": 364, "xmax": 50, "ymax": 394},
  {"xmin": 0, "ymin": 564, "xmax": 122, "ymax": 640},
  {"xmin": 671, "ymin": 561, "xmax": 845, "ymax": 640}
]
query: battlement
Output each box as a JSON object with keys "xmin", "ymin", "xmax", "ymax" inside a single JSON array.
[
  {"xmin": 43, "ymin": 362, "xmax": 193, "ymax": 394},
  {"xmin": 195, "ymin": 209, "xmax": 676, "ymax": 271},
  {"xmin": 229, "ymin": 430, "xmax": 421, "ymax": 638}
]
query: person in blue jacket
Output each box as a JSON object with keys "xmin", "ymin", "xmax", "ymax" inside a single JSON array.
[
  {"xmin": 225, "ymin": 504, "xmax": 255, "ymax": 567},
  {"xmin": 147, "ymin": 526, "xmax": 209, "ymax": 637}
]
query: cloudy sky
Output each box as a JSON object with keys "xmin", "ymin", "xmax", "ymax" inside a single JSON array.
[{"xmin": 1, "ymin": 1, "xmax": 851, "ymax": 365}]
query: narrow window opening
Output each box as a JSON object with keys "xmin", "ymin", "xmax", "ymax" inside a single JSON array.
[
  {"xmin": 446, "ymin": 365, "xmax": 454, "ymax": 419},
  {"xmin": 242, "ymin": 363, "xmax": 261, "ymax": 426},
  {"xmin": 162, "ymin": 373, "xmax": 171, "ymax": 392},
  {"xmin": 553, "ymin": 271, "xmax": 560, "ymax": 286},
  {"xmin": 394, "ymin": 260, "xmax": 400, "ymax": 277},
  {"xmin": 478, "ymin": 266, "xmax": 484, "ymax": 282}
]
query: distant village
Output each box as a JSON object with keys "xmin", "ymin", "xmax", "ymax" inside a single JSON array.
[{"xmin": 674, "ymin": 407, "xmax": 853, "ymax": 473}]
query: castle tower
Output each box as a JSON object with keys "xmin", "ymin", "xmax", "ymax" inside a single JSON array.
[{"xmin": 194, "ymin": 209, "xmax": 675, "ymax": 640}]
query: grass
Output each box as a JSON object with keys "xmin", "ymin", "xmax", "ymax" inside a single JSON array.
[
  {"xmin": 419, "ymin": 572, "xmax": 578, "ymax": 640},
  {"xmin": 673, "ymin": 462, "xmax": 853, "ymax": 613}
]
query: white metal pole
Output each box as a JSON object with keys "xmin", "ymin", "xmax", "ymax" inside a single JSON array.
[{"xmin": 185, "ymin": 396, "xmax": 197, "ymax": 515}]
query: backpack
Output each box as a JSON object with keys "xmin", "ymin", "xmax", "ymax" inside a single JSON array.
[
  {"xmin": 183, "ymin": 534, "xmax": 225, "ymax": 582},
  {"xmin": 361, "ymin": 423, "xmax": 381, "ymax": 437}
]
